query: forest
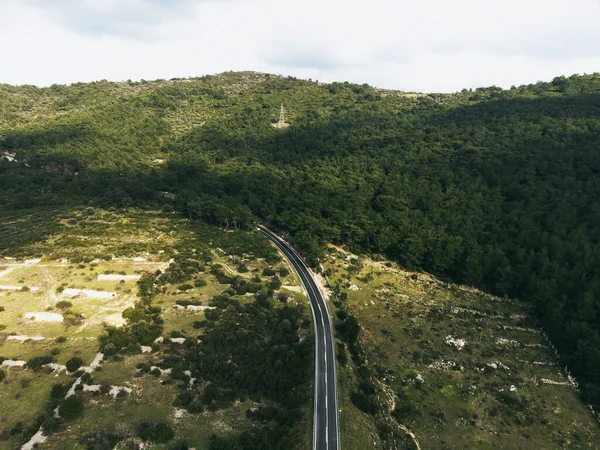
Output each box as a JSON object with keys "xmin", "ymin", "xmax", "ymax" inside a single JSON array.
[{"xmin": 1, "ymin": 71, "xmax": 600, "ymax": 412}]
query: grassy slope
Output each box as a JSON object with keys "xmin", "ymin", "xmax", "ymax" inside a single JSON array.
[
  {"xmin": 0, "ymin": 207, "xmax": 312, "ymax": 449},
  {"xmin": 323, "ymin": 247, "xmax": 600, "ymax": 449}
]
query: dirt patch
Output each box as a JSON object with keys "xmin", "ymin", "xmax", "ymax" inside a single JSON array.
[
  {"xmin": 97, "ymin": 274, "xmax": 141, "ymax": 281},
  {"xmin": 0, "ymin": 285, "xmax": 39, "ymax": 291},
  {"xmin": 1, "ymin": 360, "xmax": 26, "ymax": 368},
  {"xmin": 0, "ymin": 267, "xmax": 15, "ymax": 278},
  {"xmin": 174, "ymin": 305, "xmax": 215, "ymax": 312},
  {"xmin": 83, "ymin": 384, "xmax": 102, "ymax": 392},
  {"xmin": 150, "ymin": 366, "xmax": 172, "ymax": 376},
  {"xmin": 22, "ymin": 429, "xmax": 46, "ymax": 450},
  {"xmin": 62, "ymin": 288, "xmax": 117, "ymax": 299},
  {"xmin": 311, "ymin": 272, "xmax": 331, "ymax": 300},
  {"xmin": 24, "ymin": 312, "xmax": 63, "ymax": 322},
  {"xmin": 105, "ymin": 313, "xmax": 126, "ymax": 327},
  {"xmin": 43, "ymin": 363, "xmax": 67, "ymax": 374},
  {"xmin": 7, "ymin": 335, "xmax": 45, "ymax": 343},
  {"xmin": 282, "ymin": 285, "xmax": 304, "ymax": 293},
  {"xmin": 109, "ymin": 385, "xmax": 133, "ymax": 399}
]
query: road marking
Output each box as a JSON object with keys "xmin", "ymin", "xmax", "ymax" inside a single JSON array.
[{"xmin": 259, "ymin": 226, "xmax": 338, "ymax": 450}]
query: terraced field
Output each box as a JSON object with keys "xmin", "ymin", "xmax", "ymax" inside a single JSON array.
[
  {"xmin": 324, "ymin": 247, "xmax": 600, "ymax": 449},
  {"xmin": 0, "ymin": 208, "xmax": 312, "ymax": 449}
]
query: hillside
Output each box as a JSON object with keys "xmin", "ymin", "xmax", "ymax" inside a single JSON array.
[
  {"xmin": 0, "ymin": 207, "xmax": 312, "ymax": 449},
  {"xmin": 2, "ymin": 71, "xmax": 600, "ymax": 446},
  {"xmin": 325, "ymin": 248, "xmax": 600, "ymax": 449}
]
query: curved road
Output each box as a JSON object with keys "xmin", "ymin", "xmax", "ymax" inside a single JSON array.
[{"xmin": 258, "ymin": 226, "xmax": 339, "ymax": 450}]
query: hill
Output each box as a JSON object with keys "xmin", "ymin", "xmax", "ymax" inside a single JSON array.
[{"xmin": 2, "ymin": 71, "xmax": 600, "ymax": 444}]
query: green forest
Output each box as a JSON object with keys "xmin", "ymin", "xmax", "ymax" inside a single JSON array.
[{"xmin": 2, "ymin": 71, "xmax": 600, "ymax": 413}]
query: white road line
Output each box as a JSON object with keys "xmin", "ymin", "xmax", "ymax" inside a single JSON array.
[{"xmin": 259, "ymin": 226, "xmax": 338, "ymax": 450}]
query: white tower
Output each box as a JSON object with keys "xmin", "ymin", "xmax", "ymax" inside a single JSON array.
[
  {"xmin": 272, "ymin": 103, "xmax": 290, "ymax": 128},
  {"xmin": 278, "ymin": 104, "xmax": 286, "ymax": 124}
]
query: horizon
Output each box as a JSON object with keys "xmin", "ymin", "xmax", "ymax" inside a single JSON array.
[{"xmin": 2, "ymin": 70, "xmax": 598, "ymax": 95}]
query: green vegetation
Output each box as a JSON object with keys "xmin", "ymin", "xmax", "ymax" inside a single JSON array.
[
  {"xmin": 65, "ymin": 356, "xmax": 83, "ymax": 372},
  {"xmin": 324, "ymin": 247, "xmax": 600, "ymax": 448},
  {"xmin": 2, "ymin": 71, "xmax": 600, "ymax": 445},
  {"xmin": 0, "ymin": 198, "xmax": 309, "ymax": 448}
]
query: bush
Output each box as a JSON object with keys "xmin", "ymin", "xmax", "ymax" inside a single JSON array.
[
  {"xmin": 26, "ymin": 356, "xmax": 54, "ymax": 370},
  {"xmin": 351, "ymin": 391, "xmax": 378, "ymax": 414},
  {"xmin": 269, "ymin": 276, "xmax": 282, "ymax": 290},
  {"xmin": 178, "ymin": 284, "xmax": 194, "ymax": 292},
  {"xmin": 136, "ymin": 421, "xmax": 174, "ymax": 443},
  {"xmin": 59, "ymin": 395, "xmax": 84, "ymax": 420},
  {"xmin": 56, "ymin": 336, "xmax": 67, "ymax": 343},
  {"xmin": 194, "ymin": 278, "xmax": 207, "ymax": 288},
  {"xmin": 0, "ymin": 369, "xmax": 5, "ymax": 382},
  {"xmin": 0, "ymin": 306, "xmax": 5, "ymax": 312},
  {"xmin": 51, "ymin": 383, "xmax": 68, "ymax": 399},
  {"xmin": 66, "ymin": 357, "xmax": 83, "ymax": 372},
  {"xmin": 55, "ymin": 301, "xmax": 73, "ymax": 310}
]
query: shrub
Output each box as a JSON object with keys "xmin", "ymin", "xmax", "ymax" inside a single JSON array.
[
  {"xmin": 56, "ymin": 336, "xmax": 67, "ymax": 343},
  {"xmin": 26, "ymin": 356, "xmax": 54, "ymax": 370},
  {"xmin": 59, "ymin": 395, "xmax": 84, "ymax": 420},
  {"xmin": 136, "ymin": 421, "xmax": 174, "ymax": 443},
  {"xmin": 55, "ymin": 301, "xmax": 73, "ymax": 310},
  {"xmin": 51, "ymin": 383, "xmax": 68, "ymax": 399},
  {"xmin": 0, "ymin": 369, "xmax": 5, "ymax": 382},
  {"xmin": 0, "ymin": 306, "xmax": 4, "ymax": 312},
  {"xmin": 66, "ymin": 357, "xmax": 83, "ymax": 372},
  {"xmin": 194, "ymin": 278, "xmax": 207, "ymax": 288},
  {"xmin": 351, "ymin": 391, "xmax": 377, "ymax": 414},
  {"xmin": 262, "ymin": 268, "xmax": 276, "ymax": 276},
  {"xmin": 178, "ymin": 284, "xmax": 194, "ymax": 292},
  {"xmin": 278, "ymin": 267, "xmax": 290, "ymax": 277},
  {"xmin": 269, "ymin": 276, "xmax": 282, "ymax": 290}
]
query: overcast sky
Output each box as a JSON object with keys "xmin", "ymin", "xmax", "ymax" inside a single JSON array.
[{"xmin": 1, "ymin": 0, "xmax": 599, "ymax": 92}]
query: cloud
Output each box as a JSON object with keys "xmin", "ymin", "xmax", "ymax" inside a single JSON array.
[
  {"xmin": 1, "ymin": 0, "xmax": 600, "ymax": 92},
  {"xmin": 22, "ymin": 0, "xmax": 200, "ymax": 38}
]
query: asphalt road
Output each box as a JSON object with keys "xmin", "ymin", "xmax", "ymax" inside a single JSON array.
[{"xmin": 258, "ymin": 226, "xmax": 340, "ymax": 450}]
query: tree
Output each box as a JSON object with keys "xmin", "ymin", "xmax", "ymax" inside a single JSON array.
[{"xmin": 66, "ymin": 357, "xmax": 83, "ymax": 372}]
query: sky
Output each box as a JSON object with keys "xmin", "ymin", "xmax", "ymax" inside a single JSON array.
[{"xmin": 1, "ymin": 0, "xmax": 600, "ymax": 92}]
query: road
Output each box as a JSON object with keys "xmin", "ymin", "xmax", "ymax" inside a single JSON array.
[{"xmin": 258, "ymin": 226, "xmax": 339, "ymax": 450}]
